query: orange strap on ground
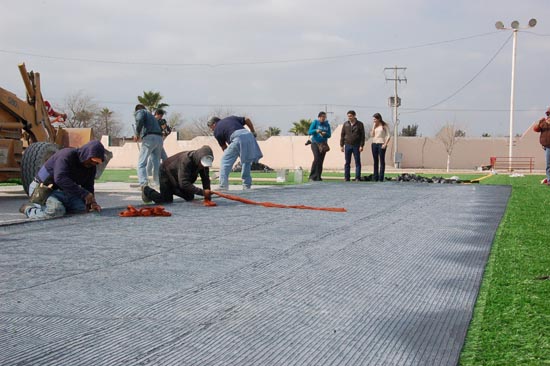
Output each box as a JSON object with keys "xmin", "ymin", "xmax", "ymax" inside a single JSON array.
[
  {"xmin": 119, "ymin": 205, "xmax": 172, "ymax": 217},
  {"xmin": 212, "ymin": 191, "xmax": 346, "ymax": 212}
]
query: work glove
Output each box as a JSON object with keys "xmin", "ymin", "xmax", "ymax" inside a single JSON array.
[{"xmin": 85, "ymin": 193, "xmax": 101, "ymax": 212}]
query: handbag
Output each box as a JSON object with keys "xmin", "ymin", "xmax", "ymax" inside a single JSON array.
[{"xmin": 317, "ymin": 141, "xmax": 330, "ymax": 154}]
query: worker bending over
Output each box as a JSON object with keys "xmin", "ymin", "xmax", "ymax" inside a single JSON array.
[{"xmin": 141, "ymin": 145, "xmax": 214, "ymax": 204}]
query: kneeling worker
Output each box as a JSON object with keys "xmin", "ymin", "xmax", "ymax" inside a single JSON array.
[
  {"xmin": 142, "ymin": 145, "xmax": 214, "ymax": 204},
  {"xmin": 20, "ymin": 140, "xmax": 107, "ymax": 219}
]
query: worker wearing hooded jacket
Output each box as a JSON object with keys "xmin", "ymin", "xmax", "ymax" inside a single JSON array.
[
  {"xmin": 142, "ymin": 145, "xmax": 214, "ymax": 203},
  {"xmin": 20, "ymin": 140, "xmax": 106, "ymax": 219}
]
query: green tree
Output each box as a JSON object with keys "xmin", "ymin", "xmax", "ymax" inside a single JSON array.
[
  {"xmin": 137, "ymin": 91, "xmax": 169, "ymax": 112},
  {"xmin": 289, "ymin": 119, "xmax": 311, "ymax": 135},
  {"xmin": 400, "ymin": 124, "xmax": 419, "ymax": 136},
  {"xmin": 265, "ymin": 126, "xmax": 281, "ymax": 138},
  {"xmin": 454, "ymin": 129, "xmax": 466, "ymax": 137},
  {"xmin": 482, "ymin": 132, "xmax": 491, "ymax": 137}
]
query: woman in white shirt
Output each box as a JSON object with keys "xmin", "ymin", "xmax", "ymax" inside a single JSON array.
[{"xmin": 370, "ymin": 113, "xmax": 391, "ymax": 182}]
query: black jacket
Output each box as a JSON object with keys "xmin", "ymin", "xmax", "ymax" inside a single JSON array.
[
  {"xmin": 162, "ymin": 145, "xmax": 212, "ymax": 197},
  {"xmin": 340, "ymin": 120, "xmax": 366, "ymax": 147}
]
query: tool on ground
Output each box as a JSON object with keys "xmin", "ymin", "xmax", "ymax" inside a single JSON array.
[
  {"xmin": 211, "ymin": 191, "xmax": 346, "ymax": 212},
  {"xmin": 119, "ymin": 205, "xmax": 171, "ymax": 217}
]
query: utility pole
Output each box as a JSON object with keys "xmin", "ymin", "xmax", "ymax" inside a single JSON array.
[
  {"xmin": 324, "ymin": 104, "xmax": 334, "ymax": 118},
  {"xmin": 384, "ymin": 66, "xmax": 407, "ymax": 168}
]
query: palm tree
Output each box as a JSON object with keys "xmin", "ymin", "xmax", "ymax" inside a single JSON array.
[
  {"xmin": 137, "ymin": 91, "xmax": 169, "ymax": 112},
  {"xmin": 265, "ymin": 126, "xmax": 281, "ymax": 138},
  {"xmin": 289, "ymin": 119, "xmax": 311, "ymax": 136}
]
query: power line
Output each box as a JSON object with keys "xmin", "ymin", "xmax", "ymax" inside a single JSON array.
[
  {"xmin": 0, "ymin": 31, "xmax": 501, "ymax": 68},
  {"xmin": 523, "ymin": 31, "xmax": 550, "ymax": 37},
  {"xmin": 49, "ymin": 99, "xmax": 540, "ymax": 113},
  {"xmin": 403, "ymin": 33, "xmax": 512, "ymax": 114}
]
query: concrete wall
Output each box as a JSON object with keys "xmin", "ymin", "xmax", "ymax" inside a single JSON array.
[{"xmin": 102, "ymin": 124, "xmax": 544, "ymax": 171}]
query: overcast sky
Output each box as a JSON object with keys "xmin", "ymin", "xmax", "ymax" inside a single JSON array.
[{"xmin": 2, "ymin": 0, "xmax": 550, "ymax": 137}]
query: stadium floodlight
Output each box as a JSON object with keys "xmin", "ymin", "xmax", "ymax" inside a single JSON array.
[{"xmin": 495, "ymin": 19, "xmax": 537, "ymax": 170}]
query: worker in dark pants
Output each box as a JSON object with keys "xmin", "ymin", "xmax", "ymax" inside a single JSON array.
[{"xmin": 142, "ymin": 145, "xmax": 213, "ymax": 204}]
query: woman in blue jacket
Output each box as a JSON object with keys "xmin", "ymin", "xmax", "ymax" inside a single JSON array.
[{"xmin": 308, "ymin": 111, "xmax": 332, "ymax": 181}]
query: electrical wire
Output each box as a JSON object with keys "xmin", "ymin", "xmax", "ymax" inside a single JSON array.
[
  {"xmin": 48, "ymin": 99, "xmax": 539, "ymax": 113},
  {"xmin": 523, "ymin": 31, "xmax": 550, "ymax": 37},
  {"xmin": 403, "ymin": 33, "xmax": 513, "ymax": 114},
  {"xmin": 0, "ymin": 31, "xmax": 501, "ymax": 68}
]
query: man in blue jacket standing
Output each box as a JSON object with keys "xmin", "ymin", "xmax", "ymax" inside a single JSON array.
[
  {"xmin": 134, "ymin": 104, "xmax": 163, "ymax": 192},
  {"xmin": 207, "ymin": 115, "xmax": 263, "ymax": 190},
  {"xmin": 20, "ymin": 140, "xmax": 107, "ymax": 219}
]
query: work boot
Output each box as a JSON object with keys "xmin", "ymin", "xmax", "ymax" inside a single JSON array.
[
  {"xmin": 19, "ymin": 203, "xmax": 34, "ymax": 216},
  {"xmin": 141, "ymin": 186, "xmax": 152, "ymax": 204}
]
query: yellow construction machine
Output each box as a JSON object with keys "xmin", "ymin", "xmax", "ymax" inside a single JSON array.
[{"xmin": 0, "ymin": 63, "xmax": 105, "ymax": 194}]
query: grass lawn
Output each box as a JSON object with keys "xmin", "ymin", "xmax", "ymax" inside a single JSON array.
[
  {"xmin": 460, "ymin": 175, "xmax": 550, "ymax": 365},
  {"xmin": 96, "ymin": 169, "xmax": 138, "ymax": 183}
]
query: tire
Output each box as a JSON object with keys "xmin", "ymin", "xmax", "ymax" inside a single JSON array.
[{"xmin": 21, "ymin": 142, "xmax": 59, "ymax": 196}]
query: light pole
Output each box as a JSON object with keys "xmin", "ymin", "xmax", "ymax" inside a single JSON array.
[{"xmin": 495, "ymin": 18, "xmax": 537, "ymax": 171}]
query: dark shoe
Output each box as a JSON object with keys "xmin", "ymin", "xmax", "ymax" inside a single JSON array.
[
  {"xmin": 141, "ymin": 186, "xmax": 152, "ymax": 204},
  {"xmin": 305, "ymin": 140, "xmax": 312, "ymax": 146}
]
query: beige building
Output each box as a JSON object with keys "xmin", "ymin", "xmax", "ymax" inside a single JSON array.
[{"xmin": 102, "ymin": 124, "xmax": 545, "ymax": 172}]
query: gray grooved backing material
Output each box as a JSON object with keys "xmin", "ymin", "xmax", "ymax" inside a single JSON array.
[{"xmin": 0, "ymin": 183, "xmax": 511, "ymax": 366}]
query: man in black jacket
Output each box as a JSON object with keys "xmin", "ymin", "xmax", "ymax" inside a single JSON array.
[
  {"xmin": 142, "ymin": 145, "xmax": 213, "ymax": 203},
  {"xmin": 340, "ymin": 110, "xmax": 366, "ymax": 181}
]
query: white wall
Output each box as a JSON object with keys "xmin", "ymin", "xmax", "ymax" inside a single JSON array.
[{"xmin": 102, "ymin": 125, "xmax": 545, "ymax": 171}]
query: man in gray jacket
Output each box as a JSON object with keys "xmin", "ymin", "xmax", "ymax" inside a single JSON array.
[{"xmin": 134, "ymin": 104, "xmax": 163, "ymax": 189}]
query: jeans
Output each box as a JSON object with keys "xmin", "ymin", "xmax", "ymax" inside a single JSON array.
[
  {"xmin": 371, "ymin": 143, "xmax": 387, "ymax": 182},
  {"xmin": 546, "ymin": 147, "xmax": 550, "ymax": 182},
  {"xmin": 137, "ymin": 134, "xmax": 163, "ymax": 187},
  {"xmin": 146, "ymin": 147, "xmax": 168, "ymax": 183},
  {"xmin": 219, "ymin": 131, "xmax": 253, "ymax": 189},
  {"xmin": 25, "ymin": 180, "xmax": 86, "ymax": 219},
  {"xmin": 309, "ymin": 143, "xmax": 326, "ymax": 181},
  {"xmin": 143, "ymin": 166, "xmax": 195, "ymax": 204},
  {"xmin": 344, "ymin": 145, "xmax": 361, "ymax": 181}
]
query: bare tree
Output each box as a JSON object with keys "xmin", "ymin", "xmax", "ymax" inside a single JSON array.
[
  {"xmin": 167, "ymin": 112, "xmax": 184, "ymax": 130},
  {"xmin": 62, "ymin": 91, "xmax": 124, "ymax": 139},
  {"xmin": 190, "ymin": 115, "xmax": 215, "ymax": 137},
  {"xmin": 188, "ymin": 107, "xmax": 236, "ymax": 137},
  {"xmin": 436, "ymin": 123, "xmax": 463, "ymax": 172},
  {"xmin": 63, "ymin": 91, "xmax": 100, "ymax": 130}
]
